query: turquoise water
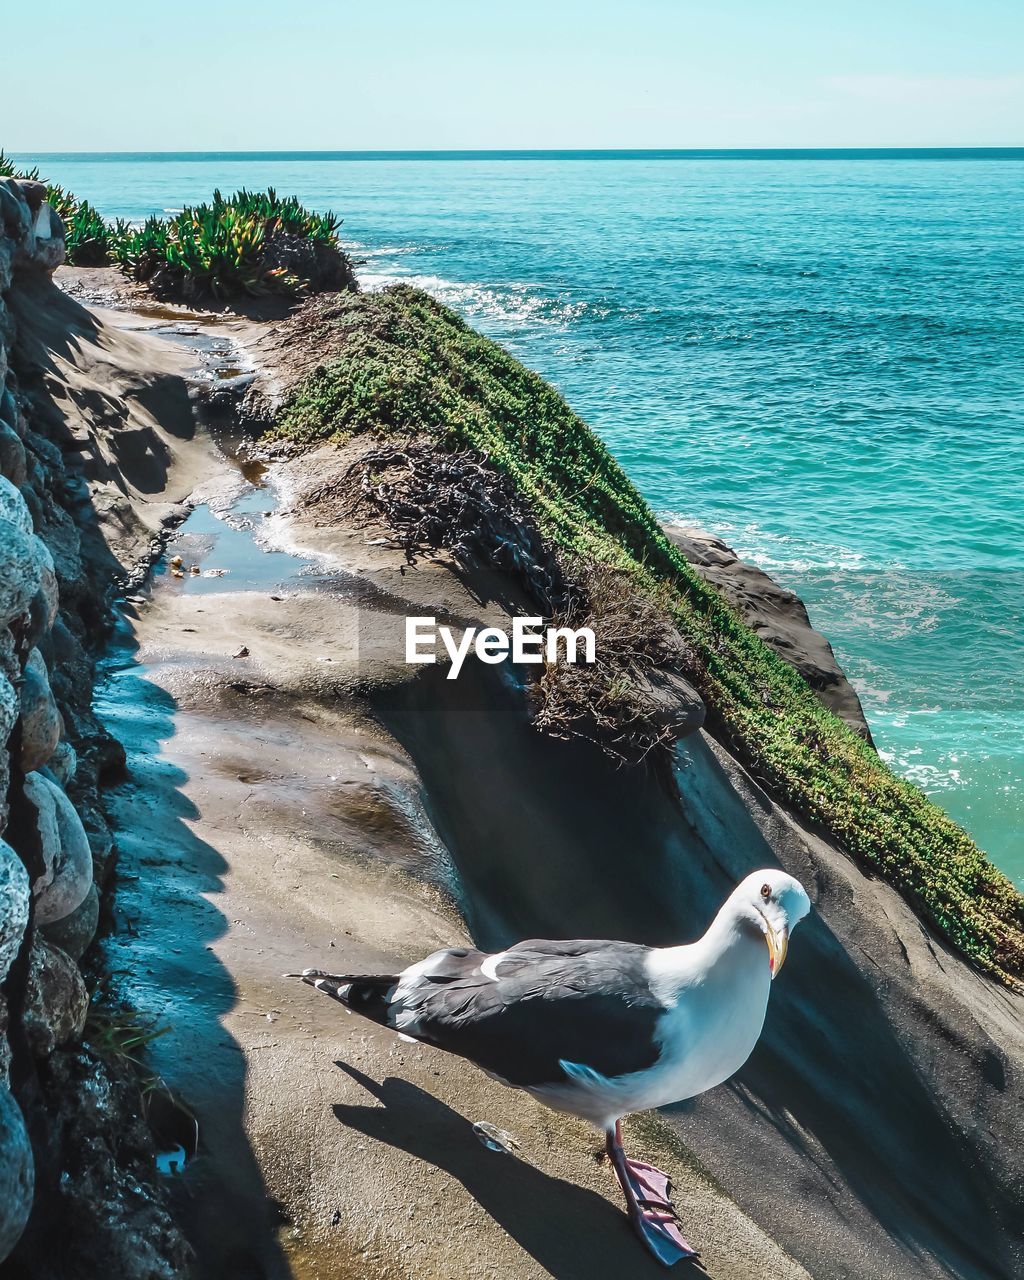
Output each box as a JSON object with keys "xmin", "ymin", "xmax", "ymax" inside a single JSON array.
[{"xmin": 17, "ymin": 152, "xmax": 1024, "ymax": 882}]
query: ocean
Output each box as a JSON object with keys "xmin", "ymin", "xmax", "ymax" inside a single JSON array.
[{"xmin": 15, "ymin": 151, "xmax": 1024, "ymax": 884}]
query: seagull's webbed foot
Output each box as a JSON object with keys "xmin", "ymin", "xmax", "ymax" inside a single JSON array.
[{"xmin": 606, "ymin": 1123, "xmax": 699, "ymax": 1268}]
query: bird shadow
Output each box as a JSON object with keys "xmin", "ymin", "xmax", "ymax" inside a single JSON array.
[{"xmin": 331, "ymin": 1062, "xmax": 710, "ymax": 1280}]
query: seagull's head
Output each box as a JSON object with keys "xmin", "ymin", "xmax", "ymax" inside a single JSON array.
[{"xmin": 730, "ymin": 869, "xmax": 811, "ymax": 978}]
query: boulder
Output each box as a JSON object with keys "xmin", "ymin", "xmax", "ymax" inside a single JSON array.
[
  {"xmin": 16, "ymin": 181, "xmax": 47, "ymax": 215},
  {"xmin": 0, "ymin": 993, "xmax": 9, "ymax": 1082},
  {"xmin": 23, "ymin": 769, "xmax": 60, "ymax": 888},
  {"xmin": 0, "ymin": 837, "xmax": 29, "ymax": 983},
  {"xmin": 0, "ymin": 1085, "xmax": 33, "ymax": 1263},
  {"xmin": 0, "ymin": 668, "xmax": 16, "ymax": 747},
  {"xmin": 0, "ymin": 179, "xmax": 30, "ymax": 239},
  {"xmin": 41, "ymin": 881, "xmax": 99, "ymax": 962},
  {"xmin": 28, "ymin": 202, "xmax": 65, "ymax": 272},
  {"xmin": 47, "ymin": 739, "xmax": 77, "ymax": 787},
  {"xmin": 0, "ymin": 387, "xmax": 19, "ymax": 435},
  {"xmin": 25, "ymin": 771, "xmax": 93, "ymax": 924},
  {"xmin": 32, "ymin": 538, "xmax": 59, "ymax": 630},
  {"xmin": 0, "ymin": 670, "xmax": 14, "ymax": 832},
  {"xmin": 0, "ymin": 517, "xmax": 42, "ymax": 628},
  {"xmin": 0, "ymin": 419, "xmax": 26, "ymax": 486},
  {"xmin": 0, "ymin": 627, "xmax": 16, "ymax": 681},
  {"xmin": 20, "ymin": 647, "xmax": 62, "ymax": 773},
  {"xmin": 23, "ymin": 934, "xmax": 89, "ymax": 1057},
  {"xmin": 0, "ymin": 475, "xmax": 32, "ymax": 534}
]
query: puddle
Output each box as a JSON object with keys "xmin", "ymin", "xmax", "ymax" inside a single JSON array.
[{"xmin": 161, "ymin": 478, "xmax": 320, "ymax": 595}]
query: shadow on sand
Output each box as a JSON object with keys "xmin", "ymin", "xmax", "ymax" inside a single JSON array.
[
  {"xmin": 94, "ymin": 616, "xmax": 293, "ymax": 1280},
  {"xmin": 332, "ymin": 1063, "xmax": 708, "ymax": 1280}
]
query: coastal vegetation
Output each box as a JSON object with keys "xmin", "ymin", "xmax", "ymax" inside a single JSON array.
[
  {"xmin": 272, "ymin": 285, "xmax": 1024, "ymax": 985},
  {"xmin": 0, "ymin": 155, "xmax": 353, "ymax": 299},
  {"xmin": 109, "ymin": 189, "xmax": 354, "ymax": 301}
]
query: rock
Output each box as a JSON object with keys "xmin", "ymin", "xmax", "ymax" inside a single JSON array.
[
  {"xmin": 0, "ymin": 668, "xmax": 16, "ymax": 747},
  {"xmin": 0, "ymin": 517, "xmax": 42, "ymax": 627},
  {"xmin": 640, "ymin": 670, "xmax": 706, "ymax": 738},
  {"xmin": 20, "ymin": 647, "xmax": 62, "ymax": 773},
  {"xmin": 0, "ymin": 670, "xmax": 14, "ymax": 831},
  {"xmin": 23, "ymin": 769, "xmax": 60, "ymax": 886},
  {"xmin": 27, "ymin": 1050, "xmax": 195, "ymax": 1278},
  {"xmin": 0, "ymin": 1085, "xmax": 33, "ymax": 1263},
  {"xmin": 262, "ymin": 227, "xmax": 357, "ymax": 294},
  {"xmin": 28, "ymin": 203, "xmax": 65, "ymax": 273},
  {"xmin": 0, "ymin": 627, "xmax": 16, "ymax": 680},
  {"xmin": 23, "ymin": 934, "xmax": 90, "ymax": 1057},
  {"xmin": 25, "ymin": 772, "xmax": 93, "ymax": 925},
  {"xmin": 0, "ymin": 418, "xmax": 26, "ymax": 485},
  {"xmin": 0, "ymin": 387, "xmax": 19, "ymax": 433},
  {"xmin": 16, "ymin": 181, "xmax": 47, "ymax": 215},
  {"xmin": 32, "ymin": 204, "xmax": 53, "ymax": 240},
  {"xmin": 0, "ymin": 837, "xmax": 30, "ymax": 983},
  {"xmin": 41, "ymin": 881, "xmax": 99, "ymax": 962},
  {"xmin": 665, "ymin": 525, "xmax": 874, "ymax": 743},
  {"xmin": 0, "ymin": 179, "xmax": 30, "ymax": 238},
  {"xmin": 0, "ymin": 994, "xmax": 10, "ymax": 1082},
  {"xmin": 0, "ymin": 475, "xmax": 32, "ymax": 533},
  {"xmin": 32, "ymin": 538, "xmax": 58, "ymax": 630},
  {"xmin": 47, "ymin": 738, "xmax": 78, "ymax": 787}
]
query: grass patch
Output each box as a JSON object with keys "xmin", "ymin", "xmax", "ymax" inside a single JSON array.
[
  {"xmin": 84, "ymin": 997, "xmax": 170, "ymax": 1091},
  {"xmin": 271, "ymin": 285, "xmax": 1024, "ymax": 984}
]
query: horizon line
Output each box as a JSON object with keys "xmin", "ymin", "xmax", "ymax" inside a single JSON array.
[{"xmin": 8, "ymin": 146, "xmax": 1024, "ymax": 162}]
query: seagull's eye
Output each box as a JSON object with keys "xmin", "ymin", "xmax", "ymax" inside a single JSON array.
[{"xmin": 760, "ymin": 883, "xmax": 772, "ymax": 901}]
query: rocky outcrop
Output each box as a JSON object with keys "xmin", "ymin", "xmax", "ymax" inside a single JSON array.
[
  {"xmin": 666, "ymin": 525, "xmax": 874, "ymax": 742},
  {"xmin": 0, "ymin": 175, "xmax": 75, "ymax": 1265},
  {"xmin": 0, "ymin": 178, "xmax": 192, "ymax": 1275}
]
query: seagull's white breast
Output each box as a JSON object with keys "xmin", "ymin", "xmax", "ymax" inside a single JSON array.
[
  {"xmin": 643, "ymin": 940, "xmax": 772, "ymax": 1106},
  {"xmin": 529, "ymin": 930, "xmax": 773, "ymax": 1127}
]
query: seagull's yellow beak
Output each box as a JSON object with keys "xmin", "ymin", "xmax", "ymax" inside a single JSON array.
[{"xmin": 763, "ymin": 919, "xmax": 789, "ymax": 978}]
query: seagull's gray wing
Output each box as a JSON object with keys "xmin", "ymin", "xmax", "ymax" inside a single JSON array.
[{"xmin": 390, "ymin": 938, "xmax": 667, "ymax": 1088}]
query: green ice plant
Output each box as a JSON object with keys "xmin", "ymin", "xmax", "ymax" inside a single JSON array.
[
  {"xmin": 109, "ymin": 188, "xmax": 344, "ymax": 299},
  {"xmin": 1, "ymin": 156, "xmax": 346, "ymax": 295},
  {"xmin": 274, "ymin": 285, "xmax": 1024, "ymax": 986}
]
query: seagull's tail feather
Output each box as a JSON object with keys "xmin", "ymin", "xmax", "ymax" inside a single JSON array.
[{"xmin": 289, "ymin": 969, "xmax": 399, "ymax": 1022}]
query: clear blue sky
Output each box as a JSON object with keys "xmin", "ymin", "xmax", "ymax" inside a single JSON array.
[{"xmin": 5, "ymin": 0, "xmax": 1023, "ymax": 151}]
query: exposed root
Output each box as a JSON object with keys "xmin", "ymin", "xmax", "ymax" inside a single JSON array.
[
  {"xmin": 312, "ymin": 440, "xmax": 699, "ymax": 764},
  {"xmin": 529, "ymin": 561, "xmax": 698, "ymax": 765},
  {"xmin": 323, "ymin": 439, "xmax": 571, "ymax": 608}
]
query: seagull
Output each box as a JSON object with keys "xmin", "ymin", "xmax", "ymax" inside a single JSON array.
[{"xmin": 292, "ymin": 868, "xmax": 810, "ymax": 1267}]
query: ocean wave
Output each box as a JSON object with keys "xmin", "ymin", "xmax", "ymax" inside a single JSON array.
[
  {"xmin": 342, "ymin": 241, "xmax": 422, "ymax": 258},
  {"xmin": 661, "ymin": 514, "xmax": 874, "ymax": 574},
  {"xmin": 878, "ymin": 749, "xmax": 968, "ymax": 794},
  {"xmin": 358, "ymin": 265, "xmax": 605, "ymax": 333}
]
